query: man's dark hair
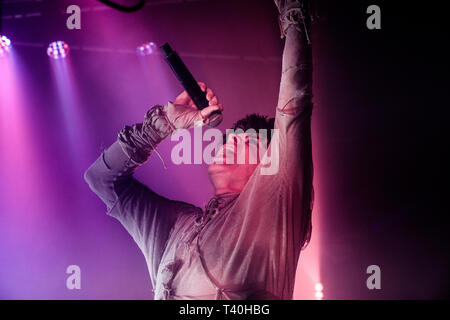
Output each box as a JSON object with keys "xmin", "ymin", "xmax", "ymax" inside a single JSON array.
[{"xmin": 224, "ymin": 114, "xmax": 275, "ymax": 145}]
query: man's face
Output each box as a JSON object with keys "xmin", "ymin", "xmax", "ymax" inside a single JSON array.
[{"xmin": 208, "ymin": 131, "xmax": 268, "ymax": 194}]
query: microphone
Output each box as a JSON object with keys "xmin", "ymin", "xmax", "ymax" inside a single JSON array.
[{"xmin": 160, "ymin": 43, "xmax": 223, "ymax": 127}]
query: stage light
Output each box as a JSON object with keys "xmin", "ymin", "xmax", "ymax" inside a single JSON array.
[
  {"xmin": 0, "ymin": 35, "xmax": 12, "ymax": 57},
  {"xmin": 315, "ymin": 282, "xmax": 324, "ymax": 300},
  {"xmin": 47, "ymin": 41, "xmax": 70, "ymax": 59},
  {"xmin": 136, "ymin": 42, "xmax": 156, "ymax": 56}
]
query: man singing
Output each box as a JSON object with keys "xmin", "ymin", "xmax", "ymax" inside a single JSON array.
[{"xmin": 85, "ymin": 0, "xmax": 314, "ymax": 300}]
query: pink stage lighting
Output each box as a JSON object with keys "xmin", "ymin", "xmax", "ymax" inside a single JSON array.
[
  {"xmin": 136, "ymin": 41, "xmax": 157, "ymax": 56},
  {"xmin": 0, "ymin": 35, "xmax": 12, "ymax": 57},
  {"xmin": 315, "ymin": 282, "xmax": 324, "ymax": 300},
  {"xmin": 47, "ymin": 41, "xmax": 70, "ymax": 59}
]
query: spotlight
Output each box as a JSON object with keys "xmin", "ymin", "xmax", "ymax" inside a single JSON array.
[
  {"xmin": 136, "ymin": 42, "xmax": 156, "ymax": 56},
  {"xmin": 0, "ymin": 35, "xmax": 12, "ymax": 57},
  {"xmin": 314, "ymin": 282, "xmax": 324, "ymax": 300},
  {"xmin": 47, "ymin": 41, "xmax": 70, "ymax": 59}
]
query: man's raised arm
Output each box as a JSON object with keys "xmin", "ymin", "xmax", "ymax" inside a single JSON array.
[
  {"xmin": 276, "ymin": 0, "xmax": 313, "ymax": 116},
  {"xmin": 274, "ymin": 0, "xmax": 314, "ymax": 249},
  {"xmin": 84, "ymin": 83, "xmax": 222, "ymax": 285},
  {"xmin": 84, "ymin": 81, "xmax": 222, "ymax": 223}
]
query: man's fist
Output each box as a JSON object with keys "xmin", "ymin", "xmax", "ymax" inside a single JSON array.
[{"xmin": 164, "ymin": 82, "xmax": 223, "ymax": 130}]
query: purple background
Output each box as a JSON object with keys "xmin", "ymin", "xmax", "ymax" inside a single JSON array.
[{"xmin": 0, "ymin": 0, "xmax": 449, "ymax": 299}]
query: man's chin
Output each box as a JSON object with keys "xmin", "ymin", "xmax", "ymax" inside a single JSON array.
[{"xmin": 208, "ymin": 163, "xmax": 233, "ymax": 174}]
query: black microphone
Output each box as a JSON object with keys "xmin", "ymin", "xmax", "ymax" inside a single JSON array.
[{"xmin": 160, "ymin": 43, "xmax": 223, "ymax": 127}]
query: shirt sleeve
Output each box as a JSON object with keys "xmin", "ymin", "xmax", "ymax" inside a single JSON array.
[
  {"xmin": 84, "ymin": 140, "xmax": 198, "ymax": 286},
  {"xmin": 244, "ymin": 23, "xmax": 314, "ymax": 251},
  {"xmin": 217, "ymin": 107, "xmax": 313, "ymax": 298}
]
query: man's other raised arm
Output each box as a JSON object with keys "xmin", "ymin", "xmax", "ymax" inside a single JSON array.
[
  {"xmin": 277, "ymin": 0, "xmax": 312, "ymax": 116},
  {"xmin": 85, "ymin": 81, "xmax": 222, "ymax": 226},
  {"xmin": 83, "ymin": 106, "xmax": 196, "ymax": 284},
  {"xmin": 274, "ymin": 0, "xmax": 314, "ymax": 249}
]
